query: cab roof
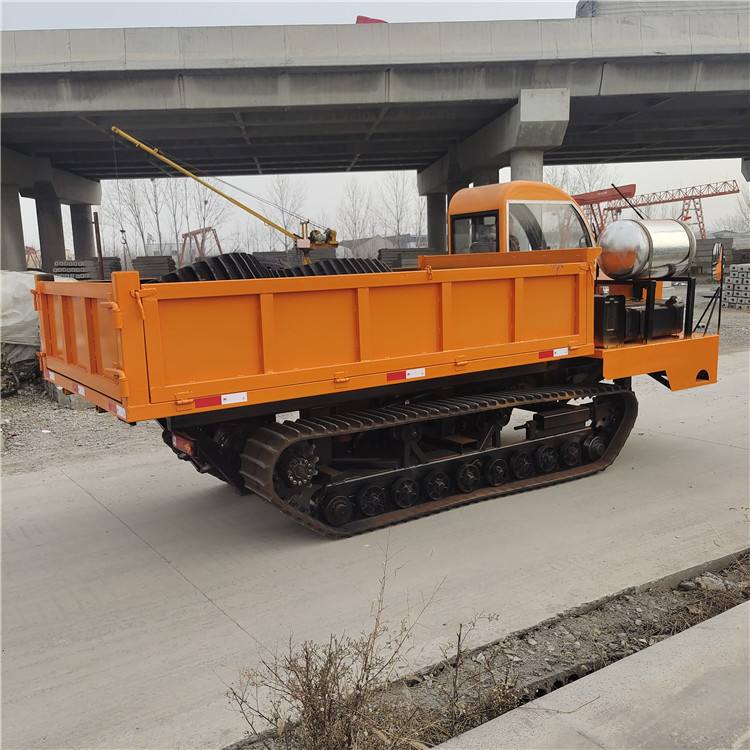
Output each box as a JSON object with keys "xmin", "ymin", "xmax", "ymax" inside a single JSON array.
[{"xmin": 449, "ymin": 181, "xmax": 577, "ymax": 216}]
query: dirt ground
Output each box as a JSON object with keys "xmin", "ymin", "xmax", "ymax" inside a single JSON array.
[{"xmin": 1, "ymin": 380, "xmax": 165, "ymax": 475}]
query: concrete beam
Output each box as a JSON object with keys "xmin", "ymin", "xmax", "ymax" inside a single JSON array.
[
  {"xmin": 1, "ymin": 186, "xmax": 27, "ymax": 271},
  {"xmin": 459, "ymin": 88, "xmax": 570, "ymax": 170},
  {"xmin": 3, "ymin": 147, "xmax": 101, "ymax": 205},
  {"xmin": 418, "ymin": 89, "xmax": 570, "ymax": 195}
]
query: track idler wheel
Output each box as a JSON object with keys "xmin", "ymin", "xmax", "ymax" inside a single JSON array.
[
  {"xmin": 484, "ymin": 457, "xmax": 510, "ymax": 486},
  {"xmin": 583, "ymin": 435, "xmax": 606, "ymax": 462},
  {"xmin": 423, "ymin": 470, "xmax": 450, "ymax": 501},
  {"xmin": 392, "ymin": 477, "xmax": 419, "ymax": 508},
  {"xmin": 534, "ymin": 445, "xmax": 558, "ymax": 474},
  {"xmin": 509, "ymin": 451, "xmax": 534, "ymax": 479},
  {"xmin": 357, "ymin": 485, "xmax": 386, "ymax": 517},
  {"xmin": 560, "ymin": 440, "xmax": 582, "ymax": 467},
  {"xmin": 455, "ymin": 462, "xmax": 481, "ymax": 493},
  {"xmin": 324, "ymin": 494, "xmax": 354, "ymax": 527}
]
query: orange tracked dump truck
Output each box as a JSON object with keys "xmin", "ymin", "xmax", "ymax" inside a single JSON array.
[{"xmin": 34, "ymin": 180, "xmax": 719, "ymax": 537}]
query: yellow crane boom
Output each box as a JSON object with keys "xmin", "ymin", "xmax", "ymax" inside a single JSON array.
[{"xmin": 110, "ymin": 126, "xmax": 338, "ymax": 258}]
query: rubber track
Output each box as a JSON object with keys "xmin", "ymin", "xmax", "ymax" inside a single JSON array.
[{"xmin": 239, "ymin": 383, "xmax": 638, "ymax": 538}]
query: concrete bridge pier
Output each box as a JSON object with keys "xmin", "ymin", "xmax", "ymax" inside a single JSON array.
[
  {"xmin": 1, "ymin": 147, "xmax": 101, "ymax": 272},
  {"xmin": 70, "ymin": 204, "xmax": 96, "ymax": 260},
  {"xmin": 510, "ymin": 149, "xmax": 544, "ymax": 182},
  {"xmin": 1, "ymin": 186, "xmax": 27, "ymax": 271},
  {"xmin": 34, "ymin": 191, "xmax": 67, "ymax": 272},
  {"xmin": 418, "ymin": 89, "xmax": 571, "ymax": 251},
  {"xmin": 426, "ymin": 193, "xmax": 447, "ymax": 253}
]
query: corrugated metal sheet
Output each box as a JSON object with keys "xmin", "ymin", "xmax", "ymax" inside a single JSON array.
[{"xmin": 576, "ymin": 1, "xmax": 749, "ymax": 16}]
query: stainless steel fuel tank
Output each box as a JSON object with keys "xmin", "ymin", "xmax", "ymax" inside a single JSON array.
[{"xmin": 598, "ymin": 219, "xmax": 695, "ymax": 280}]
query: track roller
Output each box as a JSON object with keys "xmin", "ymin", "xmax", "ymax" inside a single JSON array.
[
  {"xmin": 423, "ymin": 470, "xmax": 451, "ymax": 501},
  {"xmin": 509, "ymin": 451, "xmax": 534, "ymax": 479},
  {"xmin": 484, "ymin": 457, "xmax": 510, "ymax": 487},
  {"xmin": 357, "ymin": 485, "xmax": 386, "ymax": 517},
  {"xmin": 324, "ymin": 495, "xmax": 354, "ymax": 527},
  {"xmin": 392, "ymin": 477, "xmax": 419, "ymax": 508},
  {"xmin": 456, "ymin": 462, "xmax": 482, "ymax": 493}
]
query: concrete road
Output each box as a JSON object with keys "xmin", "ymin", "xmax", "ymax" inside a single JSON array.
[{"xmin": 2, "ymin": 350, "xmax": 748, "ymax": 750}]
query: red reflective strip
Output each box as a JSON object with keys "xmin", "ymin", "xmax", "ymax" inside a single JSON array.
[
  {"xmin": 539, "ymin": 350, "xmax": 554, "ymax": 359},
  {"xmin": 387, "ymin": 370, "xmax": 407, "ymax": 382},
  {"xmin": 195, "ymin": 395, "xmax": 222, "ymax": 408}
]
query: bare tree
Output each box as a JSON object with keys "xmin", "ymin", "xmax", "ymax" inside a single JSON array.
[
  {"xmin": 413, "ymin": 190, "xmax": 427, "ymax": 245},
  {"xmin": 163, "ymin": 177, "xmax": 186, "ymax": 249},
  {"xmin": 337, "ymin": 177, "xmax": 376, "ymax": 246},
  {"xmin": 713, "ymin": 181, "xmax": 750, "ymax": 232},
  {"xmin": 145, "ymin": 178, "xmax": 166, "ymax": 252},
  {"xmin": 378, "ymin": 171, "xmax": 414, "ymax": 246},
  {"xmin": 266, "ymin": 174, "xmax": 309, "ymax": 250},
  {"xmin": 228, "ymin": 217, "xmax": 266, "ymax": 254},
  {"xmin": 544, "ymin": 163, "xmax": 622, "ymax": 197},
  {"xmin": 183, "ymin": 179, "xmax": 231, "ymax": 259}
]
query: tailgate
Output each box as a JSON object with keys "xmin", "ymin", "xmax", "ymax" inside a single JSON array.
[{"xmin": 35, "ymin": 272, "xmax": 149, "ymax": 410}]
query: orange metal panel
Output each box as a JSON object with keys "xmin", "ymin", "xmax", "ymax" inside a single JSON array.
[
  {"xmin": 37, "ymin": 255, "xmax": 598, "ymax": 422},
  {"xmin": 592, "ymin": 334, "xmax": 719, "ymax": 390}
]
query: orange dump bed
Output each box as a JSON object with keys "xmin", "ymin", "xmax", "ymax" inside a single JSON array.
[{"xmin": 34, "ymin": 248, "xmax": 599, "ymax": 422}]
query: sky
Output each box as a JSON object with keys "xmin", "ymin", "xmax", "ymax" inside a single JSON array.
[{"xmin": 4, "ymin": 1, "xmax": 746, "ymax": 247}]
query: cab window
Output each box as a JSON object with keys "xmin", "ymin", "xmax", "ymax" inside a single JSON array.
[
  {"xmin": 451, "ymin": 212, "xmax": 498, "ymax": 254},
  {"xmin": 508, "ymin": 201, "xmax": 592, "ymax": 251}
]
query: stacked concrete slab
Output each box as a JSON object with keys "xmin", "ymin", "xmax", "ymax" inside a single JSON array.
[
  {"xmin": 53, "ymin": 257, "xmax": 121, "ymax": 280},
  {"xmin": 132, "ymin": 255, "xmax": 176, "ymax": 278},
  {"xmin": 722, "ymin": 264, "xmax": 750, "ymax": 310}
]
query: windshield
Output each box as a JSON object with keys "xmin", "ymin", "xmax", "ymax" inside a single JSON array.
[
  {"xmin": 508, "ymin": 201, "xmax": 592, "ymax": 251},
  {"xmin": 451, "ymin": 212, "xmax": 498, "ymax": 254}
]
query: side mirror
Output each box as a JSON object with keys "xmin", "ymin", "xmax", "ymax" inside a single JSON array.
[{"xmin": 712, "ymin": 243, "xmax": 724, "ymax": 282}]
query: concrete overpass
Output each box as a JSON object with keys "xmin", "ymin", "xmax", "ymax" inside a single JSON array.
[{"xmin": 1, "ymin": 11, "xmax": 749, "ymax": 269}]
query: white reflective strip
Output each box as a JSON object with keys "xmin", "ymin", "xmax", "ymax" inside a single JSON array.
[
  {"xmin": 553, "ymin": 347, "xmax": 569, "ymax": 358},
  {"xmin": 48, "ymin": 372, "xmax": 56, "ymax": 381},
  {"xmin": 116, "ymin": 405, "xmax": 126, "ymax": 419},
  {"xmin": 221, "ymin": 392, "xmax": 248, "ymax": 405},
  {"xmin": 405, "ymin": 368, "xmax": 426, "ymax": 379},
  {"xmin": 76, "ymin": 384, "xmax": 85, "ymax": 396}
]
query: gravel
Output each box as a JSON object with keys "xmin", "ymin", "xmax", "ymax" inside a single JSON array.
[{"xmin": 1, "ymin": 379, "xmax": 164, "ymax": 475}]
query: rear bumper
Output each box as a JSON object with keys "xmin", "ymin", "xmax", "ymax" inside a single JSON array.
[{"xmin": 592, "ymin": 334, "xmax": 719, "ymax": 391}]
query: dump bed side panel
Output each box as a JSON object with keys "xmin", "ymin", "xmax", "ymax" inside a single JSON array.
[
  {"xmin": 138, "ymin": 250, "xmax": 596, "ymax": 416},
  {"xmin": 37, "ymin": 251, "xmax": 597, "ymax": 422}
]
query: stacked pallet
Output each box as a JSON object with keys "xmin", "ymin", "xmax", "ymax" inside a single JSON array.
[
  {"xmin": 132, "ymin": 255, "xmax": 176, "ymax": 278},
  {"xmin": 722, "ymin": 264, "xmax": 750, "ymax": 310},
  {"xmin": 53, "ymin": 257, "xmax": 121, "ymax": 279}
]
